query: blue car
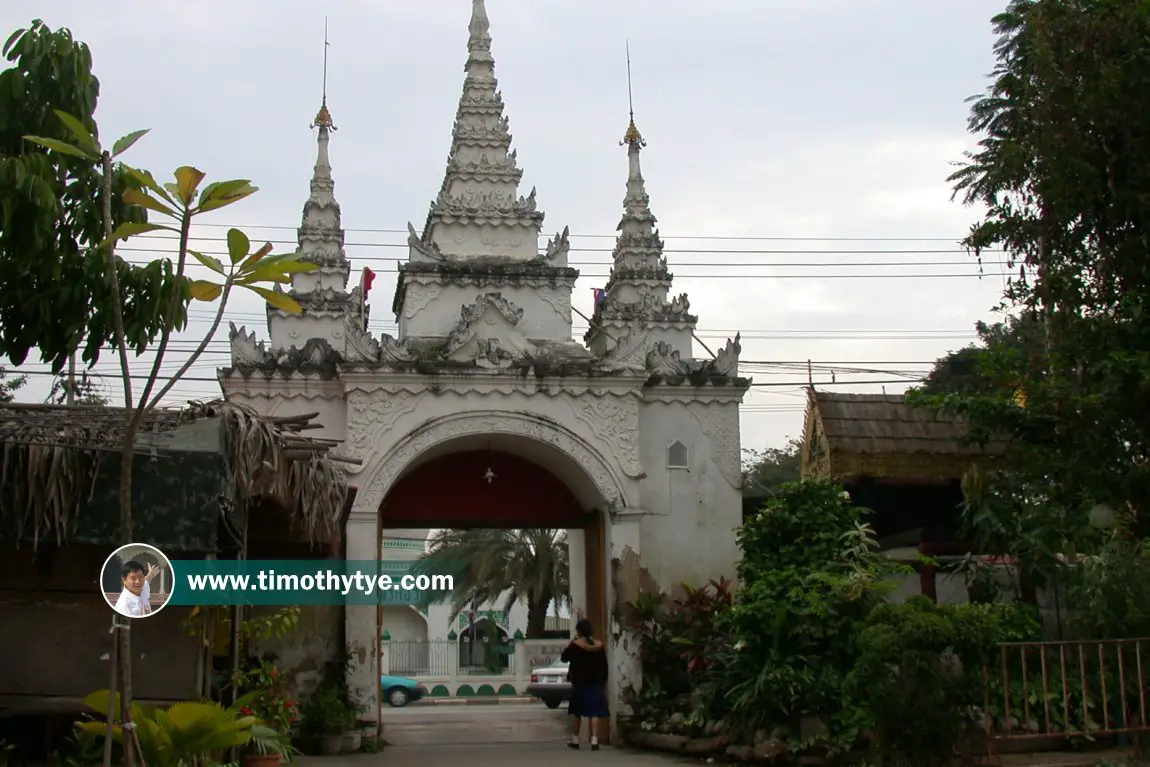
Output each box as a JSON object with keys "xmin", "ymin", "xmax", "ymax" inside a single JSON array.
[{"xmin": 381, "ymin": 674, "xmax": 427, "ymax": 707}]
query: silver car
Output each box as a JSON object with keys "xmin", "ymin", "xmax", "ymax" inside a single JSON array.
[{"xmin": 525, "ymin": 660, "xmax": 570, "ymax": 709}]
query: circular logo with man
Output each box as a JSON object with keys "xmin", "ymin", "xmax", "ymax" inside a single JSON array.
[{"xmin": 100, "ymin": 543, "xmax": 175, "ymax": 618}]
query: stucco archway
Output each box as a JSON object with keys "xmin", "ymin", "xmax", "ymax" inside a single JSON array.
[{"xmin": 352, "ymin": 410, "xmax": 629, "ymax": 515}]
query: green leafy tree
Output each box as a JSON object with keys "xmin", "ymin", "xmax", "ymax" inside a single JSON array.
[
  {"xmin": 925, "ymin": 0, "xmax": 1150, "ymax": 541},
  {"xmin": 20, "ymin": 41, "xmax": 317, "ymax": 767},
  {"xmin": 413, "ymin": 529, "xmax": 570, "ymax": 638},
  {"xmin": 741, "ymin": 437, "xmax": 801, "ymax": 493},
  {"xmin": 48, "ymin": 371, "xmax": 109, "ymax": 405},
  {"xmin": 0, "ymin": 21, "xmax": 188, "ymax": 372},
  {"xmin": 0, "ymin": 367, "xmax": 25, "ymax": 404},
  {"xmin": 911, "ymin": 0, "xmax": 1150, "ymax": 630},
  {"xmin": 919, "ymin": 315, "xmax": 1043, "ymax": 397}
]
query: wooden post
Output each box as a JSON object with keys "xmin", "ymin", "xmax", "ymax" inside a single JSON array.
[{"xmin": 582, "ymin": 510, "xmax": 610, "ymax": 745}]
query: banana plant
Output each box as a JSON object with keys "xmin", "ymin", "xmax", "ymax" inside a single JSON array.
[{"xmin": 76, "ymin": 690, "xmax": 265, "ymax": 767}]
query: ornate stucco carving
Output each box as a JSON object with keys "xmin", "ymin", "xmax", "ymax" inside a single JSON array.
[
  {"xmin": 536, "ymin": 290, "xmax": 573, "ymax": 328},
  {"xmin": 229, "ymin": 322, "xmax": 270, "ymax": 367},
  {"xmin": 646, "ymin": 341, "xmax": 690, "ymax": 378},
  {"xmin": 597, "ymin": 330, "xmax": 649, "ymax": 374},
  {"xmin": 402, "ymin": 284, "xmax": 442, "ymax": 320},
  {"xmin": 712, "ymin": 333, "xmax": 741, "ymax": 378},
  {"xmin": 344, "ymin": 390, "xmax": 426, "ymax": 472},
  {"xmin": 569, "ymin": 394, "xmax": 644, "ymax": 478},
  {"xmin": 430, "ymin": 187, "xmax": 541, "ymax": 221},
  {"xmin": 444, "ymin": 292, "xmax": 537, "ymax": 368},
  {"xmin": 342, "ymin": 315, "xmax": 381, "ymax": 364},
  {"xmin": 355, "ymin": 412, "xmax": 626, "ymax": 512},
  {"xmin": 596, "ymin": 292, "xmax": 697, "ymax": 326},
  {"xmin": 407, "ymin": 222, "xmax": 446, "ymax": 262},
  {"xmin": 540, "ymin": 226, "xmax": 570, "ymax": 264},
  {"xmin": 380, "ymin": 334, "xmax": 416, "ymax": 365},
  {"xmin": 225, "ymin": 323, "xmax": 341, "ymax": 379},
  {"xmin": 687, "ymin": 402, "xmax": 742, "ymax": 490},
  {"xmin": 459, "ymin": 291, "xmax": 523, "ymax": 326}
]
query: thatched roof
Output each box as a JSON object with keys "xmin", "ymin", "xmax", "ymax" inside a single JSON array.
[
  {"xmin": 0, "ymin": 400, "xmax": 351, "ymax": 549},
  {"xmin": 801, "ymin": 390, "xmax": 1008, "ymax": 483}
]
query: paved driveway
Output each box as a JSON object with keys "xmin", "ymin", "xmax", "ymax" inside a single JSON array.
[
  {"xmin": 299, "ymin": 743, "xmax": 690, "ymax": 767},
  {"xmin": 296, "ymin": 703, "xmax": 691, "ymax": 765}
]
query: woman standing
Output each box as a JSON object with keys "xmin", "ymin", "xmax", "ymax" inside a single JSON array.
[{"xmin": 561, "ymin": 618, "xmax": 609, "ymax": 750}]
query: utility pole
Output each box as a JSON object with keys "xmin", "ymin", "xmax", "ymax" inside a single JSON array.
[{"xmin": 66, "ymin": 351, "xmax": 76, "ymax": 405}]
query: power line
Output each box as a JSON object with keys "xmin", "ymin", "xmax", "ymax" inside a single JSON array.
[
  {"xmin": 182, "ymin": 222, "xmax": 974, "ymax": 242},
  {"xmin": 3, "ymin": 368, "xmax": 924, "ymax": 389},
  {"xmin": 119, "ymin": 245, "xmax": 1003, "ymax": 269},
  {"xmin": 132, "ymin": 233, "xmax": 998, "ymax": 256}
]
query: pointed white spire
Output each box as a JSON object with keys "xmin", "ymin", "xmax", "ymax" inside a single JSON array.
[
  {"xmin": 585, "ymin": 48, "xmax": 695, "ymax": 351},
  {"xmin": 409, "ymin": 0, "xmax": 544, "ymax": 261},
  {"xmin": 467, "ymin": 0, "xmax": 493, "ymax": 67},
  {"xmin": 287, "ymin": 32, "xmax": 352, "ymax": 318}
]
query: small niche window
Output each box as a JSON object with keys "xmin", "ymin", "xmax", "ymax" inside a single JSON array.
[{"xmin": 666, "ymin": 441, "xmax": 689, "ymax": 470}]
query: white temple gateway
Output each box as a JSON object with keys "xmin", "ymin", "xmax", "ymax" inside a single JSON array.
[{"xmin": 221, "ymin": 0, "xmax": 749, "ymax": 735}]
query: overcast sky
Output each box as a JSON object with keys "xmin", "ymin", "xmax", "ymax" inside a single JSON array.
[{"xmin": 3, "ymin": 0, "xmax": 1012, "ymax": 454}]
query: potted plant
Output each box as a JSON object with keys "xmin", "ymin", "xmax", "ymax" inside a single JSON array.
[
  {"xmin": 235, "ymin": 661, "xmax": 301, "ymax": 764},
  {"xmin": 310, "ymin": 686, "xmax": 352, "ymax": 756},
  {"xmin": 340, "ymin": 709, "xmax": 363, "ymax": 754},
  {"xmin": 244, "ymin": 725, "xmax": 299, "ymax": 767}
]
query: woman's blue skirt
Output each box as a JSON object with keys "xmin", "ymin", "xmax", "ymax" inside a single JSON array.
[{"xmin": 569, "ymin": 683, "xmax": 610, "ymax": 718}]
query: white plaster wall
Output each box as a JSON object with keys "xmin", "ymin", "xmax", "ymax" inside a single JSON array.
[
  {"xmin": 267, "ymin": 313, "xmax": 348, "ymax": 355},
  {"xmin": 397, "ymin": 283, "xmax": 574, "ymax": 341},
  {"xmin": 591, "ymin": 321, "xmax": 694, "ymax": 360},
  {"xmin": 340, "ymin": 382, "xmax": 645, "ymax": 513},
  {"xmin": 635, "ymin": 398, "xmax": 743, "ymax": 589},
  {"xmin": 223, "ymin": 389, "xmax": 347, "ymax": 444},
  {"xmin": 427, "ymin": 222, "xmax": 540, "ymax": 261},
  {"xmin": 293, "ymin": 271, "xmax": 350, "ymax": 295},
  {"xmin": 380, "ymin": 605, "xmax": 427, "ymax": 641}
]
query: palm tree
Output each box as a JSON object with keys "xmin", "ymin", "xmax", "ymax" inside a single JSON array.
[{"xmin": 413, "ymin": 528, "xmax": 569, "ymax": 638}]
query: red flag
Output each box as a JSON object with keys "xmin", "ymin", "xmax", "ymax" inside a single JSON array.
[{"xmin": 362, "ymin": 267, "xmax": 376, "ymax": 297}]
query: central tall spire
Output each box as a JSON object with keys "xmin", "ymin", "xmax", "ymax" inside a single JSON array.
[
  {"xmin": 393, "ymin": 0, "xmax": 579, "ymax": 350},
  {"xmin": 406, "ymin": 0, "xmax": 544, "ymax": 263}
]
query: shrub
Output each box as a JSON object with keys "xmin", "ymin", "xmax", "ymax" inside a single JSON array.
[
  {"xmin": 844, "ymin": 597, "xmax": 1041, "ymax": 766},
  {"xmin": 716, "ymin": 480, "xmax": 904, "ymax": 742}
]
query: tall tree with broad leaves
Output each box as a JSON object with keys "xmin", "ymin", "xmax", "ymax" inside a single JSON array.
[
  {"xmin": 0, "ymin": 368, "xmax": 25, "ymax": 403},
  {"xmin": 917, "ymin": 0, "xmax": 1150, "ymax": 582},
  {"xmin": 413, "ymin": 529, "xmax": 570, "ymax": 638},
  {"xmin": 9, "ymin": 21, "xmax": 319, "ymax": 767},
  {"xmin": 918, "ymin": 315, "xmax": 1044, "ymax": 397},
  {"xmin": 0, "ymin": 20, "xmax": 188, "ymax": 372},
  {"xmin": 741, "ymin": 437, "xmax": 802, "ymax": 493}
]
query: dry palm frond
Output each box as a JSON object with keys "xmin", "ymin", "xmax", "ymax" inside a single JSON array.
[{"xmin": 0, "ymin": 399, "xmax": 348, "ymax": 548}]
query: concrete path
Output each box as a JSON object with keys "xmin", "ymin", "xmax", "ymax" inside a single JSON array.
[
  {"xmin": 379, "ymin": 699, "xmax": 571, "ymax": 746},
  {"xmin": 299, "ymin": 743, "xmax": 690, "ymax": 767}
]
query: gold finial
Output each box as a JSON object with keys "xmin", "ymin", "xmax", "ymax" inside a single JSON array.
[
  {"xmin": 313, "ymin": 103, "xmax": 333, "ymax": 129},
  {"xmin": 623, "ymin": 117, "xmax": 644, "ymax": 146},
  {"xmin": 311, "ymin": 18, "xmax": 337, "ymax": 131},
  {"xmin": 620, "ymin": 40, "xmax": 646, "ymax": 147}
]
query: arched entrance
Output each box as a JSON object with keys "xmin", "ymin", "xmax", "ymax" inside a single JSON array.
[
  {"xmin": 382, "ymin": 450, "xmax": 587, "ymax": 528},
  {"xmin": 371, "ymin": 422, "xmax": 615, "ymax": 645},
  {"xmin": 361, "ymin": 415, "xmax": 616, "ymax": 740}
]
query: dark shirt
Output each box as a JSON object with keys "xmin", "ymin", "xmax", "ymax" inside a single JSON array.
[{"xmin": 561, "ymin": 640, "xmax": 608, "ymax": 687}]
